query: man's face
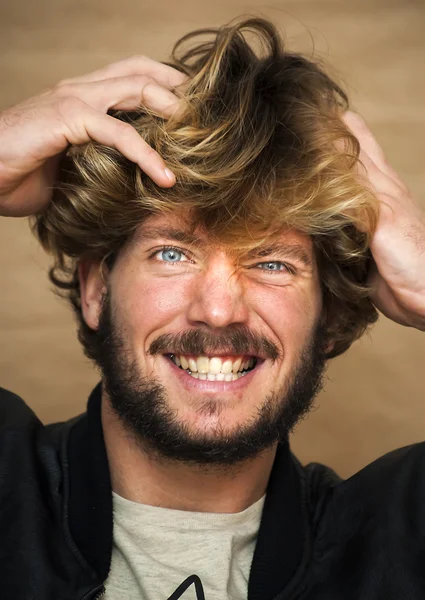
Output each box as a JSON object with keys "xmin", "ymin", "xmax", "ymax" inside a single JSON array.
[{"xmin": 83, "ymin": 213, "xmax": 326, "ymax": 465}]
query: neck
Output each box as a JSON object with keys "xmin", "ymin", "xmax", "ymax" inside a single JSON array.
[{"xmin": 101, "ymin": 393, "xmax": 277, "ymax": 513}]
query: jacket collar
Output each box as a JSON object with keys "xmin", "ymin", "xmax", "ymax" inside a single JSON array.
[
  {"xmin": 67, "ymin": 383, "xmax": 309, "ymax": 600},
  {"xmin": 67, "ymin": 383, "xmax": 113, "ymax": 582}
]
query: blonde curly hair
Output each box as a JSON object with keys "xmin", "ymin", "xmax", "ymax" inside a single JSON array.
[{"xmin": 33, "ymin": 17, "xmax": 379, "ymax": 361}]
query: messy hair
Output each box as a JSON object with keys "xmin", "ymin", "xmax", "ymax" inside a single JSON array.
[{"xmin": 33, "ymin": 17, "xmax": 379, "ymax": 361}]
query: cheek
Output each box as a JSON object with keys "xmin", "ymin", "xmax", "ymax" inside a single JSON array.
[
  {"xmin": 112, "ymin": 268, "xmax": 192, "ymax": 343},
  {"xmin": 252, "ymin": 284, "xmax": 322, "ymax": 357}
]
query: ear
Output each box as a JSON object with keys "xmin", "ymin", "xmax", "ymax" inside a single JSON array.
[
  {"xmin": 318, "ymin": 310, "xmax": 335, "ymax": 358},
  {"xmin": 78, "ymin": 258, "xmax": 107, "ymax": 330},
  {"xmin": 324, "ymin": 340, "xmax": 336, "ymax": 358}
]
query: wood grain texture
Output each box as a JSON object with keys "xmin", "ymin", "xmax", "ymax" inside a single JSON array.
[{"xmin": 0, "ymin": 0, "xmax": 424, "ymax": 477}]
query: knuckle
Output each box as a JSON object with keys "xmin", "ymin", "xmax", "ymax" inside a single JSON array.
[
  {"xmin": 136, "ymin": 73, "xmax": 152, "ymax": 84},
  {"xmin": 128, "ymin": 54, "xmax": 148, "ymax": 64},
  {"xmin": 52, "ymin": 81, "xmax": 77, "ymax": 98},
  {"xmin": 116, "ymin": 121, "xmax": 137, "ymax": 140},
  {"xmin": 138, "ymin": 75, "xmax": 154, "ymax": 93},
  {"xmin": 142, "ymin": 144, "xmax": 157, "ymax": 159},
  {"xmin": 54, "ymin": 95, "xmax": 84, "ymax": 119},
  {"xmin": 115, "ymin": 124, "xmax": 157, "ymax": 159},
  {"xmin": 55, "ymin": 78, "xmax": 72, "ymax": 88}
]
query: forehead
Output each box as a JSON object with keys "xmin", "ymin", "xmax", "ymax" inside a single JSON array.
[{"xmin": 130, "ymin": 213, "xmax": 314, "ymax": 262}]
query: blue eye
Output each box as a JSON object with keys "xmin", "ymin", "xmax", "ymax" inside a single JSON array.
[
  {"xmin": 258, "ymin": 262, "xmax": 287, "ymax": 272},
  {"xmin": 158, "ymin": 248, "xmax": 184, "ymax": 262}
]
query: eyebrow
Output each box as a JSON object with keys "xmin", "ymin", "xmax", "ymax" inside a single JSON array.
[
  {"xmin": 133, "ymin": 226, "xmax": 202, "ymax": 247},
  {"xmin": 134, "ymin": 226, "xmax": 312, "ymax": 267},
  {"xmin": 246, "ymin": 243, "xmax": 313, "ymax": 267}
]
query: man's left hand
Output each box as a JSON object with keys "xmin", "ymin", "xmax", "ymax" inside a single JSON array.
[{"xmin": 343, "ymin": 111, "xmax": 425, "ymax": 331}]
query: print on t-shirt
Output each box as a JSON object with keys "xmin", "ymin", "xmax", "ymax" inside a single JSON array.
[{"xmin": 167, "ymin": 574, "xmax": 205, "ymax": 600}]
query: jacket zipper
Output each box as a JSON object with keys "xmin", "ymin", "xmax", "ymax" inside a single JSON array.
[{"xmin": 93, "ymin": 587, "xmax": 106, "ymax": 599}]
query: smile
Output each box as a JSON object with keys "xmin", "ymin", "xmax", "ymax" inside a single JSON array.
[{"xmin": 167, "ymin": 354, "xmax": 257, "ymax": 382}]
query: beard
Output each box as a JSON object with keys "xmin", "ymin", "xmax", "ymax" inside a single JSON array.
[{"xmin": 96, "ymin": 290, "xmax": 327, "ymax": 467}]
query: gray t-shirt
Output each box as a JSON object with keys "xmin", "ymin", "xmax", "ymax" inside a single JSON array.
[{"xmin": 103, "ymin": 491, "xmax": 266, "ymax": 600}]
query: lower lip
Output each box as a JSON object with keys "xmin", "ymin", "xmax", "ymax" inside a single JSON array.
[{"xmin": 164, "ymin": 356, "xmax": 262, "ymax": 393}]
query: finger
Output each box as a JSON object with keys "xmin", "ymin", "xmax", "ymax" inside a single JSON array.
[
  {"xmin": 56, "ymin": 75, "xmax": 182, "ymax": 118},
  {"xmin": 344, "ymin": 112, "xmax": 387, "ymax": 164},
  {"xmin": 343, "ymin": 111, "xmax": 409, "ymax": 194},
  {"xmin": 357, "ymin": 148, "xmax": 402, "ymax": 198},
  {"xmin": 343, "ymin": 150, "xmax": 401, "ymax": 232},
  {"xmin": 367, "ymin": 265, "xmax": 408, "ymax": 325},
  {"xmin": 63, "ymin": 100, "xmax": 175, "ymax": 187},
  {"xmin": 60, "ymin": 55, "xmax": 187, "ymax": 90}
]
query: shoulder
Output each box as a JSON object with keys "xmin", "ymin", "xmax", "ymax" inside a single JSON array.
[
  {"xmin": 0, "ymin": 386, "xmax": 75, "ymax": 472},
  {"xmin": 329, "ymin": 443, "xmax": 425, "ymax": 510},
  {"xmin": 0, "ymin": 387, "xmax": 79, "ymax": 522},
  {"xmin": 0, "ymin": 386, "xmax": 84, "ymax": 457},
  {"xmin": 305, "ymin": 443, "xmax": 425, "ymax": 557},
  {"xmin": 0, "ymin": 387, "xmax": 56, "ymax": 471},
  {"xmin": 306, "ymin": 443, "xmax": 425, "ymax": 519},
  {"xmin": 0, "ymin": 386, "xmax": 41, "ymax": 429},
  {"xmin": 0, "ymin": 389, "xmax": 93, "ymax": 597}
]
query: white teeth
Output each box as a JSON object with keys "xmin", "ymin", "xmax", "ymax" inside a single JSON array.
[
  {"xmin": 188, "ymin": 358, "xmax": 198, "ymax": 372},
  {"xmin": 197, "ymin": 356, "xmax": 209, "ymax": 374},
  {"xmin": 187, "ymin": 371, "xmax": 242, "ymax": 381},
  {"xmin": 209, "ymin": 357, "xmax": 222, "ymax": 374},
  {"xmin": 232, "ymin": 357, "xmax": 242, "ymax": 374},
  {"xmin": 172, "ymin": 354, "xmax": 256, "ymax": 378},
  {"xmin": 221, "ymin": 359, "xmax": 233, "ymax": 374}
]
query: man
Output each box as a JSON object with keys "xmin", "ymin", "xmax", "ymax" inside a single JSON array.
[{"xmin": 1, "ymin": 17, "xmax": 424, "ymax": 600}]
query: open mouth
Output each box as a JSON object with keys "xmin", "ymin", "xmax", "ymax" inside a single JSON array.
[{"xmin": 167, "ymin": 354, "xmax": 258, "ymax": 382}]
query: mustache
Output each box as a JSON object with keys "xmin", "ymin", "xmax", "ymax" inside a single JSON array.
[{"xmin": 148, "ymin": 325, "xmax": 281, "ymax": 362}]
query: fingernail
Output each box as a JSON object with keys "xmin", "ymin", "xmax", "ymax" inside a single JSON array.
[{"xmin": 164, "ymin": 167, "xmax": 175, "ymax": 183}]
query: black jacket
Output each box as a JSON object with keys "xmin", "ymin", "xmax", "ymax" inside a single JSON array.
[{"xmin": 2, "ymin": 382, "xmax": 425, "ymax": 600}]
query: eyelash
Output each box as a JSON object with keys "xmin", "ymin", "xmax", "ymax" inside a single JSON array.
[
  {"xmin": 150, "ymin": 245, "xmax": 296, "ymax": 275},
  {"xmin": 150, "ymin": 245, "xmax": 192, "ymax": 263},
  {"xmin": 255, "ymin": 262, "xmax": 296, "ymax": 275}
]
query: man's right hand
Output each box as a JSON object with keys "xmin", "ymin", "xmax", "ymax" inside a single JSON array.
[{"xmin": 0, "ymin": 56, "xmax": 186, "ymax": 217}]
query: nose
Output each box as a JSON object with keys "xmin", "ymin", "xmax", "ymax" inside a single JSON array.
[{"xmin": 186, "ymin": 251, "xmax": 249, "ymax": 329}]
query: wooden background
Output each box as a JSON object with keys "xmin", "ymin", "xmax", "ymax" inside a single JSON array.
[{"xmin": 0, "ymin": 0, "xmax": 424, "ymax": 478}]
